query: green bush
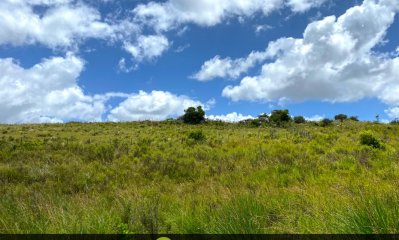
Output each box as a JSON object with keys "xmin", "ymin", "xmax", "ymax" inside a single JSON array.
[
  {"xmin": 360, "ymin": 131, "xmax": 382, "ymax": 149},
  {"xmin": 334, "ymin": 114, "xmax": 348, "ymax": 122},
  {"xmin": 188, "ymin": 130, "xmax": 206, "ymax": 142},
  {"xmin": 293, "ymin": 116, "xmax": 306, "ymax": 124},
  {"xmin": 320, "ymin": 118, "xmax": 333, "ymax": 127},
  {"xmin": 360, "ymin": 131, "xmax": 382, "ymax": 148},
  {"xmin": 182, "ymin": 106, "xmax": 205, "ymax": 124},
  {"xmin": 390, "ymin": 119, "xmax": 399, "ymax": 125},
  {"xmin": 270, "ymin": 109, "xmax": 291, "ymax": 126},
  {"xmin": 250, "ymin": 119, "xmax": 262, "ymax": 127}
]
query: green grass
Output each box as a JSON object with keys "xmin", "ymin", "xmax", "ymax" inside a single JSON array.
[{"xmin": 0, "ymin": 120, "xmax": 399, "ymax": 233}]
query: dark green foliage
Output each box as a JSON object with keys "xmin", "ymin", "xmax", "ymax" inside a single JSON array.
[
  {"xmin": 335, "ymin": 114, "xmax": 348, "ymax": 122},
  {"xmin": 188, "ymin": 130, "xmax": 206, "ymax": 142},
  {"xmin": 349, "ymin": 116, "xmax": 359, "ymax": 121},
  {"xmin": 270, "ymin": 109, "xmax": 291, "ymax": 126},
  {"xmin": 182, "ymin": 106, "xmax": 205, "ymax": 124},
  {"xmin": 360, "ymin": 131, "xmax": 382, "ymax": 149},
  {"xmin": 390, "ymin": 119, "xmax": 399, "ymax": 125},
  {"xmin": 250, "ymin": 119, "xmax": 262, "ymax": 127},
  {"xmin": 294, "ymin": 116, "xmax": 306, "ymax": 124},
  {"xmin": 320, "ymin": 118, "xmax": 333, "ymax": 127}
]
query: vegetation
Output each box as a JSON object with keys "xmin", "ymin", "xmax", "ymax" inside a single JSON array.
[
  {"xmin": 1, "ymin": 119, "xmax": 399, "ymax": 233},
  {"xmin": 269, "ymin": 109, "xmax": 291, "ymax": 126},
  {"xmin": 188, "ymin": 130, "xmax": 206, "ymax": 142},
  {"xmin": 293, "ymin": 116, "xmax": 306, "ymax": 124},
  {"xmin": 181, "ymin": 106, "xmax": 205, "ymax": 124},
  {"xmin": 360, "ymin": 131, "xmax": 383, "ymax": 149},
  {"xmin": 391, "ymin": 119, "xmax": 399, "ymax": 125},
  {"xmin": 334, "ymin": 114, "xmax": 348, "ymax": 122},
  {"xmin": 320, "ymin": 118, "xmax": 334, "ymax": 127}
]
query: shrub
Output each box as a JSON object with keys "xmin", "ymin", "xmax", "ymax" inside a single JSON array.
[
  {"xmin": 334, "ymin": 114, "xmax": 348, "ymax": 122},
  {"xmin": 250, "ymin": 119, "xmax": 262, "ymax": 127},
  {"xmin": 270, "ymin": 109, "xmax": 291, "ymax": 126},
  {"xmin": 257, "ymin": 114, "xmax": 270, "ymax": 124},
  {"xmin": 182, "ymin": 106, "xmax": 205, "ymax": 124},
  {"xmin": 320, "ymin": 118, "xmax": 333, "ymax": 127},
  {"xmin": 188, "ymin": 130, "xmax": 206, "ymax": 142},
  {"xmin": 390, "ymin": 119, "xmax": 399, "ymax": 125},
  {"xmin": 293, "ymin": 116, "xmax": 306, "ymax": 124},
  {"xmin": 349, "ymin": 116, "xmax": 359, "ymax": 121},
  {"xmin": 360, "ymin": 131, "xmax": 382, "ymax": 149}
]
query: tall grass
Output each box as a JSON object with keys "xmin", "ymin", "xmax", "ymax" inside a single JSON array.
[{"xmin": 0, "ymin": 121, "xmax": 399, "ymax": 233}]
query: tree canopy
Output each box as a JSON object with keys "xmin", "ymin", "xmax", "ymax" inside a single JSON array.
[
  {"xmin": 270, "ymin": 109, "xmax": 291, "ymax": 126},
  {"xmin": 182, "ymin": 106, "xmax": 205, "ymax": 124}
]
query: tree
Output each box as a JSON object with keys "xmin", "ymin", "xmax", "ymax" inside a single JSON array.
[
  {"xmin": 391, "ymin": 119, "xmax": 399, "ymax": 125},
  {"xmin": 334, "ymin": 114, "xmax": 348, "ymax": 122},
  {"xmin": 182, "ymin": 106, "xmax": 205, "ymax": 124},
  {"xmin": 270, "ymin": 109, "xmax": 291, "ymax": 126},
  {"xmin": 320, "ymin": 118, "xmax": 333, "ymax": 127},
  {"xmin": 294, "ymin": 116, "xmax": 306, "ymax": 124},
  {"xmin": 349, "ymin": 116, "xmax": 359, "ymax": 122}
]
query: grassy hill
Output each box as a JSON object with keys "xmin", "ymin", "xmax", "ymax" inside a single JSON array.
[{"xmin": 1, "ymin": 120, "xmax": 399, "ymax": 233}]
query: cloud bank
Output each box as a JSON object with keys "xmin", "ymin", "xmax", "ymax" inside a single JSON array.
[
  {"xmin": 194, "ymin": 0, "xmax": 399, "ymax": 117},
  {"xmin": 0, "ymin": 54, "xmax": 208, "ymax": 123}
]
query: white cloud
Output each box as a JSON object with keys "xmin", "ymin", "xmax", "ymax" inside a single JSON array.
[
  {"xmin": 0, "ymin": 54, "xmax": 109, "ymax": 123},
  {"xmin": 207, "ymin": 112, "xmax": 254, "ymax": 122},
  {"xmin": 107, "ymin": 91, "xmax": 205, "ymax": 121},
  {"xmin": 123, "ymin": 35, "xmax": 170, "ymax": 62},
  {"xmin": 255, "ymin": 24, "xmax": 273, "ymax": 34},
  {"xmin": 0, "ymin": 53, "xmax": 211, "ymax": 123},
  {"xmin": 286, "ymin": 0, "xmax": 328, "ymax": 12},
  {"xmin": 118, "ymin": 58, "xmax": 136, "ymax": 73},
  {"xmin": 0, "ymin": 0, "xmax": 128, "ymax": 48},
  {"xmin": 175, "ymin": 44, "xmax": 190, "ymax": 53},
  {"xmin": 221, "ymin": 0, "xmax": 399, "ymax": 108},
  {"xmin": 133, "ymin": 0, "xmax": 328, "ymax": 32},
  {"xmin": 385, "ymin": 107, "xmax": 399, "ymax": 119},
  {"xmin": 305, "ymin": 115, "xmax": 325, "ymax": 121},
  {"xmin": 0, "ymin": 0, "xmax": 329, "ymax": 64},
  {"xmin": 192, "ymin": 51, "xmax": 269, "ymax": 81}
]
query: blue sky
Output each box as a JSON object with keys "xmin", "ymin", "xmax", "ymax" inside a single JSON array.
[{"xmin": 0, "ymin": 0, "xmax": 398, "ymax": 123}]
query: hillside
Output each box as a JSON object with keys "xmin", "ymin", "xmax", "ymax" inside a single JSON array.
[{"xmin": 1, "ymin": 121, "xmax": 399, "ymax": 233}]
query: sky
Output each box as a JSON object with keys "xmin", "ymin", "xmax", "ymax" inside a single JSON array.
[{"xmin": 0, "ymin": 0, "xmax": 398, "ymax": 123}]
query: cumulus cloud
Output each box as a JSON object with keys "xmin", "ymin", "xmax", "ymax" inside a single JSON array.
[
  {"xmin": 133, "ymin": 0, "xmax": 328, "ymax": 32},
  {"xmin": 192, "ymin": 51, "xmax": 270, "ymax": 81},
  {"xmin": 385, "ymin": 107, "xmax": 399, "ymax": 119},
  {"xmin": 125, "ymin": 0, "xmax": 328, "ymax": 61},
  {"xmin": 286, "ymin": 0, "xmax": 328, "ymax": 12},
  {"xmin": 123, "ymin": 35, "xmax": 170, "ymax": 62},
  {"xmin": 0, "ymin": 0, "xmax": 330, "ymax": 63},
  {"xmin": 220, "ymin": 0, "xmax": 399, "ymax": 110},
  {"xmin": 107, "ymin": 91, "xmax": 205, "ymax": 121},
  {"xmin": 0, "ymin": 53, "xmax": 209, "ymax": 123},
  {"xmin": 207, "ymin": 112, "xmax": 255, "ymax": 122},
  {"xmin": 0, "ymin": 0, "xmax": 131, "ymax": 48},
  {"xmin": 0, "ymin": 54, "xmax": 109, "ymax": 123}
]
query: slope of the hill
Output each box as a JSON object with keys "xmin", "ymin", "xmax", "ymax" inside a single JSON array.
[{"xmin": 1, "ymin": 121, "xmax": 399, "ymax": 233}]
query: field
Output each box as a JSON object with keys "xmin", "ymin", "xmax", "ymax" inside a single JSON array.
[{"xmin": 1, "ymin": 120, "xmax": 399, "ymax": 233}]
